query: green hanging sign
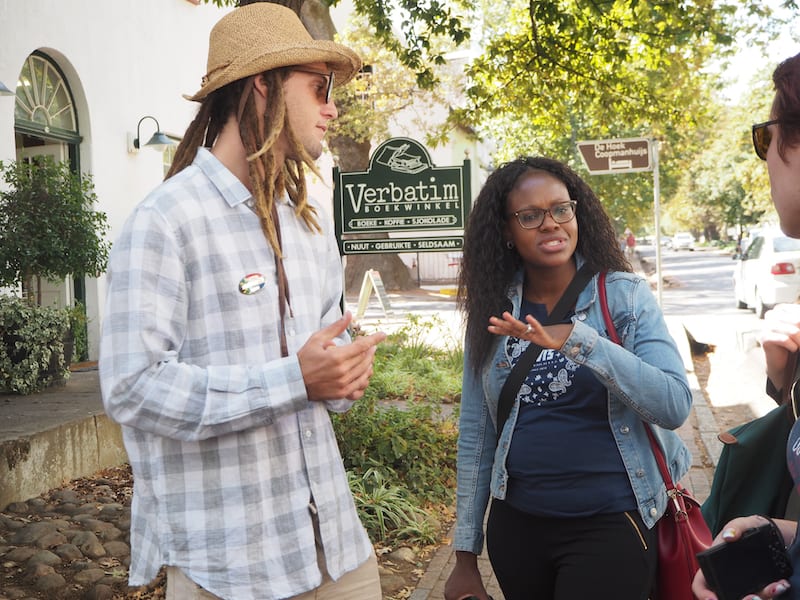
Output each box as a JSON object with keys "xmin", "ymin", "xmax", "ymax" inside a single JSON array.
[{"xmin": 333, "ymin": 137, "xmax": 470, "ymax": 255}]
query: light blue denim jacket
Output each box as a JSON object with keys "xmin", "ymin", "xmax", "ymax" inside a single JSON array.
[{"xmin": 453, "ymin": 257, "xmax": 693, "ymax": 555}]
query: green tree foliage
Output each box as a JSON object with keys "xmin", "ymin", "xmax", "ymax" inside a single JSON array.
[
  {"xmin": 341, "ymin": 0, "xmax": 469, "ymax": 88},
  {"xmin": 446, "ymin": 0, "xmax": 738, "ymax": 233},
  {"xmin": 0, "ymin": 158, "xmax": 110, "ymax": 304},
  {"xmin": 204, "ymin": 0, "xmax": 470, "ymax": 88},
  {"xmin": 668, "ymin": 64, "xmax": 776, "ymax": 241},
  {"xmin": 203, "ymin": 0, "xmax": 794, "ymax": 236},
  {"xmin": 446, "ymin": 0, "xmax": 793, "ymax": 235},
  {"xmin": 330, "ymin": 16, "xmax": 465, "ymax": 148}
]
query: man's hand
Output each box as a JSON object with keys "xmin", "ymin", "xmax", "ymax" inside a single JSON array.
[
  {"xmin": 762, "ymin": 303, "xmax": 800, "ymax": 390},
  {"xmin": 298, "ymin": 312, "xmax": 386, "ymax": 401}
]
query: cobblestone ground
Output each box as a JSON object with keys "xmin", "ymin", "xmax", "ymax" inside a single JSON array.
[
  {"xmin": 0, "ymin": 463, "xmax": 437, "ymax": 600},
  {"xmin": 0, "ymin": 464, "xmax": 164, "ymax": 600}
]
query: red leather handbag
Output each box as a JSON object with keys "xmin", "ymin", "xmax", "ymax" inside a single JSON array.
[{"xmin": 599, "ymin": 272, "xmax": 712, "ymax": 600}]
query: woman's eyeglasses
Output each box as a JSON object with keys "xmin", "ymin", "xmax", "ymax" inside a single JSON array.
[
  {"xmin": 752, "ymin": 119, "xmax": 779, "ymax": 160},
  {"xmin": 508, "ymin": 201, "xmax": 577, "ymax": 230}
]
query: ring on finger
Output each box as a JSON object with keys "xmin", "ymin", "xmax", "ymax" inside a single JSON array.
[{"xmin": 525, "ymin": 323, "xmax": 533, "ymax": 335}]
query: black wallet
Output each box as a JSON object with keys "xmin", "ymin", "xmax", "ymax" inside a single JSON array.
[{"xmin": 696, "ymin": 521, "xmax": 793, "ymax": 600}]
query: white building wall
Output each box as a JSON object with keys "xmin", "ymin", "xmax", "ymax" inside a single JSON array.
[
  {"xmin": 383, "ymin": 51, "xmax": 491, "ymax": 283},
  {"xmin": 0, "ymin": 1, "xmax": 490, "ymax": 361},
  {"xmin": 385, "ymin": 124, "xmax": 488, "ymax": 283},
  {"xmin": 0, "ymin": 0, "xmax": 232, "ymax": 360}
]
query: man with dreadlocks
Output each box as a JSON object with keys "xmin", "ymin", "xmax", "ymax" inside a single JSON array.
[{"xmin": 98, "ymin": 4, "xmax": 385, "ymax": 599}]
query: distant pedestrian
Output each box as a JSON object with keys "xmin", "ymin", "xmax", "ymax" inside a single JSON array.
[
  {"xmin": 99, "ymin": 4, "xmax": 385, "ymax": 599},
  {"xmin": 446, "ymin": 156, "xmax": 692, "ymax": 600},
  {"xmin": 625, "ymin": 229, "xmax": 636, "ymax": 258}
]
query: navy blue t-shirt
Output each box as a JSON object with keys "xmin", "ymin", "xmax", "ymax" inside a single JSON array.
[{"xmin": 504, "ymin": 299, "xmax": 637, "ymax": 517}]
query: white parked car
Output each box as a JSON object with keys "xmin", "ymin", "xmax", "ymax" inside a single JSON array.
[
  {"xmin": 671, "ymin": 231, "xmax": 695, "ymax": 251},
  {"xmin": 733, "ymin": 228, "xmax": 800, "ymax": 318}
]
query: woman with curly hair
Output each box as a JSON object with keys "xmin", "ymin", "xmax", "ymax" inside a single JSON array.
[{"xmin": 444, "ymin": 156, "xmax": 692, "ymax": 600}]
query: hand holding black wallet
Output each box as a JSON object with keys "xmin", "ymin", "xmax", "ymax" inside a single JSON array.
[{"xmin": 696, "ymin": 521, "xmax": 793, "ymax": 600}]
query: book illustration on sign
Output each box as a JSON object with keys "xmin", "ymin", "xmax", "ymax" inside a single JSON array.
[{"xmin": 374, "ymin": 143, "xmax": 430, "ymax": 174}]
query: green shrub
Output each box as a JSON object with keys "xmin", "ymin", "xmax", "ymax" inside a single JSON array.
[
  {"xmin": 333, "ymin": 314, "xmax": 462, "ymax": 546},
  {"xmin": 334, "ymin": 396, "xmax": 458, "ymax": 506},
  {"xmin": 348, "ymin": 466, "xmax": 437, "ymax": 544},
  {"xmin": 0, "ymin": 295, "xmax": 70, "ymax": 394},
  {"xmin": 363, "ymin": 314, "xmax": 463, "ymax": 404},
  {"xmin": 0, "ymin": 158, "xmax": 109, "ymax": 306}
]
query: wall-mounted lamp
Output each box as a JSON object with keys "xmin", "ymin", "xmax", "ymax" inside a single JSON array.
[
  {"xmin": 0, "ymin": 80, "xmax": 14, "ymax": 96},
  {"xmin": 127, "ymin": 115, "xmax": 175, "ymax": 153}
]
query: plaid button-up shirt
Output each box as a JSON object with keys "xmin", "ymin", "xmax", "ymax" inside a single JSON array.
[{"xmin": 99, "ymin": 148, "xmax": 372, "ymax": 599}]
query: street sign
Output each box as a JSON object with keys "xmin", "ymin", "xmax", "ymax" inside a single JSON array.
[
  {"xmin": 577, "ymin": 137, "xmax": 652, "ymax": 174},
  {"xmin": 354, "ymin": 269, "xmax": 393, "ymax": 319},
  {"xmin": 333, "ymin": 137, "xmax": 471, "ymax": 255},
  {"xmin": 342, "ymin": 237, "xmax": 463, "ymax": 255}
]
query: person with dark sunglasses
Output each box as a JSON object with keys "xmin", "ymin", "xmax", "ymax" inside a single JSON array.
[
  {"xmin": 693, "ymin": 52, "xmax": 800, "ymax": 600},
  {"xmin": 752, "ymin": 53, "xmax": 800, "ymax": 238}
]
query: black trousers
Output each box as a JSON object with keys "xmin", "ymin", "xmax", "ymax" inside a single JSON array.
[{"xmin": 486, "ymin": 498, "xmax": 658, "ymax": 600}]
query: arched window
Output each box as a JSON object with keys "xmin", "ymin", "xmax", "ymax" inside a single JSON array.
[
  {"xmin": 13, "ymin": 51, "xmax": 84, "ymax": 311},
  {"xmin": 15, "ymin": 51, "xmax": 79, "ymax": 141}
]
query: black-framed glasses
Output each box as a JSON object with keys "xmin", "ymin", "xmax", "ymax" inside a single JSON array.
[
  {"xmin": 508, "ymin": 201, "xmax": 577, "ymax": 230},
  {"xmin": 752, "ymin": 119, "xmax": 779, "ymax": 160},
  {"xmin": 289, "ymin": 68, "xmax": 335, "ymax": 104}
]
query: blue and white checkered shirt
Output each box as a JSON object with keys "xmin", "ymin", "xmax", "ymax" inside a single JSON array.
[{"xmin": 99, "ymin": 148, "xmax": 372, "ymax": 599}]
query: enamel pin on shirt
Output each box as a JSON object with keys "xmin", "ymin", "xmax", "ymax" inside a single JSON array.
[{"xmin": 239, "ymin": 273, "xmax": 266, "ymax": 295}]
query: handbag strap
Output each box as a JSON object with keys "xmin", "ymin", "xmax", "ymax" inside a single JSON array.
[
  {"xmin": 496, "ymin": 263, "xmax": 596, "ymax": 434},
  {"xmin": 598, "ymin": 271, "xmax": 677, "ymax": 490}
]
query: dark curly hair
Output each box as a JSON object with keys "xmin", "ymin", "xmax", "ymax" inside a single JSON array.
[
  {"xmin": 457, "ymin": 156, "xmax": 631, "ymax": 371},
  {"xmin": 772, "ymin": 52, "xmax": 800, "ymax": 161}
]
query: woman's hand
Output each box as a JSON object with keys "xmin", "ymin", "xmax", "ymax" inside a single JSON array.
[
  {"xmin": 487, "ymin": 311, "xmax": 574, "ymax": 350},
  {"xmin": 691, "ymin": 515, "xmax": 793, "ymax": 600},
  {"xmin": 761, "ymin": 304, "xmax": 800, "ymax": 390},
  {"xmin": 444, "ymin": 551, "xmax": 491, "ymax": 600}
]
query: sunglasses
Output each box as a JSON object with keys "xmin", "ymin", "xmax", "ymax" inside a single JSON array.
[
  {"xmin": 752, "ymin": 119, "xmax": 779, "ymax": 160},
  {"xmin": 289, "ymin": 68, "xmax": 335, "ymax": 104}
]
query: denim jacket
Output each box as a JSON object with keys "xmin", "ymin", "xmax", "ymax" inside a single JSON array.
[{"xmin": 453, "ymin": 258, "xmax": 693, "ymax": 555}]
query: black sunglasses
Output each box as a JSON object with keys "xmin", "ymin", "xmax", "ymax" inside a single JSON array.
[
  {"xmin": 752, "ymin": 119, "xmax": 780, "ymax": 160},
  {"xmin": 289, "ymin": 68, "xmax": 335, "ymax": 104}
]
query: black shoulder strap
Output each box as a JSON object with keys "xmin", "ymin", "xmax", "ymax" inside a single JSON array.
[{"xmin": 495, "ymin": 263, "xmax": 596, "ymax": 435}]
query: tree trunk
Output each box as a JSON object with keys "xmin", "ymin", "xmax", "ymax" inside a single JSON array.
[
  {"xmin": 21, "ymin": 272, "xmax": 37, "ymax": 306},
  {"xmin": 241, "ymin": 0, "xmax": 303, "ymax": 15},
  {"xmin": 301, "ymin": 0, "xmax": 415, "ymax": 292}
]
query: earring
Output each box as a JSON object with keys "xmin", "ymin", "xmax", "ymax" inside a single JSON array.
[{"xmin": 506, "ymin": 240, "xmax": 514, "ymax": 250}]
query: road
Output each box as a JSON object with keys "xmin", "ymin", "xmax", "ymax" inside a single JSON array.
[{"xmin": 641, "ymin": 245, "xmax": 776, "ymax": 421}]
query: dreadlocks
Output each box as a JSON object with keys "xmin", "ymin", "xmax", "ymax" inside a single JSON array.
[{"xmin": 166, "ymin": 69, "xmax": 322, "ymax": 257}]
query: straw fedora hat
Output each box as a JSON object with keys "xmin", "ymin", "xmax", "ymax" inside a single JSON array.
[{"xmin": 186, "ymin": 3, "xmax": 361, "ymax": 102}]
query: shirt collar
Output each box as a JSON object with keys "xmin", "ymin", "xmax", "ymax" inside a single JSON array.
[{"xmin": 193, "ymin": 147, "xmax": 253, "ymax": 208}]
